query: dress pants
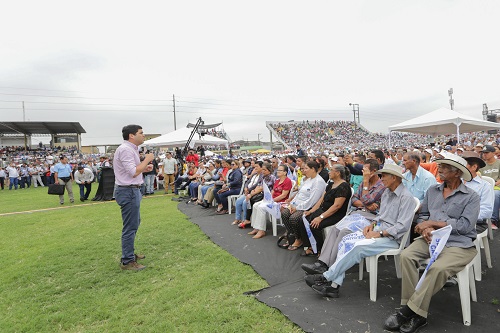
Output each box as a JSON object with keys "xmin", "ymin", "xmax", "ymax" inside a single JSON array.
[{"xmin": 400, "ymin": 238, "xmax": 477, "ymax": 318}]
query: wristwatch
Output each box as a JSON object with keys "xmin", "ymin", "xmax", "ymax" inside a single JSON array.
[
  {"xmin": 320, "ymin": 214, "xmax": 324, "ymax": 219},
  {"xmin": 363, "ymin": 186, "xmax": 368, "ymax": 191},
  {"xmin": 379, "ymin": 231, "xmax": 384, "ymax": 237}
]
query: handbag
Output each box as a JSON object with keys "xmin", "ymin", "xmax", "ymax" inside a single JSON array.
[
  {"xmin": 277, "ymin": 233, "xmax": 296, "ymax": 249},
  {"xmin": 249, "ymin": 192, "xmax": 264, "ymax": 205},
  {"xmin": 48, "ymin": 184, "xmax": 65, "ymax": 195},
  {"xmin": 214, "ymin": 180, "xmax": 224, "ymax": 186}
]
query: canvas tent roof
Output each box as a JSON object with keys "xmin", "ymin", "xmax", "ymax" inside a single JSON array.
[
  {"xmin": 388, "ymin": 107, "xmax": 500, "ymax": 142},
  {"xmin": 142, "ymin": 127, "xmax": 228, "ymax": 148}
]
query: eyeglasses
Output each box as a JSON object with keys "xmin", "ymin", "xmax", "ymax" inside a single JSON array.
[{"xmin": 231, "ymin": 163, "xmax": 236, "ymax": 166}]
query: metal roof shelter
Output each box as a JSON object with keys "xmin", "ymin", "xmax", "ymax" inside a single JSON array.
[{"xmin": 0, "ymin": 121, "xmax": 86, "ymax": 150}]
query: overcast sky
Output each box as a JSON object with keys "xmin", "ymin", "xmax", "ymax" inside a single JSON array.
[{"xmin": 1, "ymin": 0, "xmax": 499, "ymax": 146}]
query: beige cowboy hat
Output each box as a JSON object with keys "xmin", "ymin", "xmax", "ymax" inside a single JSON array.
[
  {"xmin": 434, "ymin": 151, "xmax": 472, "ymax": 181},
  {"xmin": 375, "ymin": 163, "xmax": 404, "ymax": 178}
]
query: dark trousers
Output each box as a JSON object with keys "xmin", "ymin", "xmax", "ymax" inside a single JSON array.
[
  {"xmin": 0, "ymin": 177, "xmax": 4, "ymax": 189},
  {"xmin": 115, "ymin": 186, "xmax": 142, "ymax": 265},
  {"xmin": 79, "ymin": 183, "xmax": 92, "ymax": 199},
  {"xmin": 214, "ymin": 187, "xmax": 241, "ymax": 210}
]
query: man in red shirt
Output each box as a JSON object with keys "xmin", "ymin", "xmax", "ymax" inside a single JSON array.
[{"xmin": 185, "ymin": 149, "xmax": 199, "ymax": 166}]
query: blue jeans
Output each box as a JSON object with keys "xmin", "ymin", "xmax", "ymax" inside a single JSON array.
[
  {"xmin": 189, "ymin": 181, "xmax": 200, "ymax": 198},
  {"xmin": 235, "ymin": 195, "xmax": 248, "ymax": 220},
  {"xmin": 144, "ymin": 174, "xmax": 155, "ymax": 194},
  {"xmin": 9, "ymin": 177, "xmax": 19, "ymax": 190},
  {"xmin": 79, "ymin": 183, "xmax": 92, "ymax": 199},
  {"xmin": 323, "ymin": 237, "xmax": 399, "ymax": 286},
  {"xmin": 115, "ymin": 186, "xmax": 142, "ymax": 265}
]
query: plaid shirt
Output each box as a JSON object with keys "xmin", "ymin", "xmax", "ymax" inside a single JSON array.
[{"xmin": 352, "ymin": 179, "xmax": 385, "ymax": 208}]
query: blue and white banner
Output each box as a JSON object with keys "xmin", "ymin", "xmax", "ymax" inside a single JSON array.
[
  {"xmin": 335, "ymin": 213, "xmax": 373, "ymax": 232},
  {"xmin": 302, "ymin": 215, "xmax": 318, "ymax": 254},
  {"xmin": 415, "ymin": 225, "xmax": 452, "ymax": 291},
  {"xmin": 287, "ymin": 167, "xmax": 297, "ymax": 181},
  {"xmin": 328, "ymin": 230, "xmax": 375, "ymax": 271},
  {"xmin": 260, "ymin": 182, "xmax": 281, "ymax": 219}
]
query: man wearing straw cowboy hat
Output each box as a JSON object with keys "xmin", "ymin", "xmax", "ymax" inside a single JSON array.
[
  {"xmin": 303, "ymin": 164, "xmax": 416, "ymax": 298},
  {"xmin": 384, "ymin": 153, "xmax": 479, "ymax": 333}
]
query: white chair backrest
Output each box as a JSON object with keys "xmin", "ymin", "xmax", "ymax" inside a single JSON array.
[
  {"xmin": 481, "ymin": 175, "xmax": 495, "ymax": 187},
  {"xmin": 398, "ymin": 197, "xmax": 421, "ymax": 250}
]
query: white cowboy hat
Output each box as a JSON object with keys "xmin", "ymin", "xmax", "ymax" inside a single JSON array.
[
  {"xmin": 434, "ymin": 152, "xmax": 472, "ymax": 181},
  {"xmin": 375, "ymin": 163, "xmax": 404, "ymax": 179}
]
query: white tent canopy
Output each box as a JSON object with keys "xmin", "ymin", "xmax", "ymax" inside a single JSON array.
[
  {"xmin": 141, "ymin": 127, "xmax": 228, "ymax": 148},
  {"xmin": 388, "ymin": 107, "xmax": 500, "ymax": 144}
]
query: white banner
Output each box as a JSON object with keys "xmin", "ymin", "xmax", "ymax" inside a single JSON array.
[
  {"xmin": 335, "ymin": 213, "xmax": 373, "ymax": 232},
  {"xmin": 260, "ymin": 182, "xmax": 281, "ymax": 219},
  {"xmin": 328, "ymin": 230, "xmax": 375, "ymax": 270},
  {"xmin": 302, "ymin": 215, "xmax": 318, "ymax": 254},
  {"xmin": 415, "ymin": 225, "xmax": 452, "ymax": 291}
]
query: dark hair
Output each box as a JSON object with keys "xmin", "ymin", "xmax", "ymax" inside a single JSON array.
[
  {"xmin": 316, "ymin": 158, "xmax": 326, "ymax": 168},
  {"xmin": 262, "ymin": 162, "xmax": 273, "ymax": 173},
  {"xmin": 370, "ymin": 149, "xmax": 385, "ymax": 164},
  {"xmin": 355, "ymin": 154, "xmax": 366, "ymax": 163},
  {"xmin": 122, "ymin": 124, "xmax": 142, "ymax": 140},
  {"xmin": 255, "ymin": 161, "xmax": 264, "ymax": 168},
  {"xmin": 364, "ymin": 158, "xmax": 380, "ymax": 172},
  {"xmin": 77, "ymin": 166, "xmax": 84, "ymax": 170},
  {"xmin": 286, "ymin": 155, "xmax": 296, "ymax": 163},
  {"xmin": 279, "ymin": 164, "xmax": 289, "ymax": 173},
  {"xmin": 306, "ymin": 160, "xmax": 320, "ymax": 172},
  {"xmin": 226, "ymin": 159, "xmax": 233, "ymax": 166},
  {"xmin": 296, "ymin": 155, "xmax": 307, "ymax": 162}
]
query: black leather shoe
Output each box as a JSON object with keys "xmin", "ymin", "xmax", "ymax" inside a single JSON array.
[
  {"xmin": 383, "ymin": 312, "xmax": 411, "ymax": 331},
  {"xmin": 301, "ymin": 261, "xmax": 328, "ymax": 275},
  {"xmin": 311, "ymin": 283, "xmax": 339, "ymax": 298},
  {"xmin": 399, "ymin": 315, "xmax": 427, "ymax": 333},
  {"xmin": 304, "ymin": 273, "xmax": 329, "ymax": 287}
]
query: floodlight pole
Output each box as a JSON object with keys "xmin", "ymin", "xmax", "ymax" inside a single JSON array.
[
  {"xmin": 448, "ymin": 88, "xmax": 454, "ymax": 110},
  {"xmin": 173, "ymin": 94, "xmax": 177, "ymax": 130},
  {"xmin": 349, "ymin": 103, "xmax": 359, "ymax": 124}
]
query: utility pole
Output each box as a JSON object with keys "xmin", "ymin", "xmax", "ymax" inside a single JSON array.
[
  {"xmin": 448, "ymin": 88, "xmax": 454, "ymax": 110},
  {"xmin": 22, "ymin": 101, "xmax": 27, "ymax": 150},
  {"xmin": 257, "ymin": 133, "xmax": 262, "ymax": 145},
  {"xmin": 173, "ymin": 94, "xmax": 177, "ymax": 130},
  {"xmin": 349, "ymin": 103, "xmax": 359, "ymax": 123}
]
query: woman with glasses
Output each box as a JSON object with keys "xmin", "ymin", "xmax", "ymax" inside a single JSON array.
[
  {"xmin": 299, "ymin": 164, "xmax": 351, "ymax": 256},
  {"xmin": 232, "ymin": 161, "xmax": 263, "ymax": 227},
  {"xmin": 238, "ymin": 162, "xmax": 276, "ymax": 229},
  {"xmin": 281, "ymin": 160, "xmax": 327, "ymax": 250},
  {"xmin": 214, "ymin": 159, "xmax": 243, "ymax": 214},
  {"xmin": 249, "ymin": 164, "xmax": 292, "ymax": 239}
]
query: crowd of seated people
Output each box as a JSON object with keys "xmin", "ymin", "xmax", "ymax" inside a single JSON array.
[{"xmin": 171, "ymin": 141, "xmax": 497, "ymax": 331}]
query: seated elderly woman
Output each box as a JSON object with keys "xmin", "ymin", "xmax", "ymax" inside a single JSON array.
[
  {"xmin": 232, "ymin": 161, "xmax": 263, "ymax": 226},
  {"xmin": 174, "ymin": 161, "xmax": 198, "ymax": 195},
  {"xmin": 196, "ymin": 161, "xmax": 218, "ymax": 204},
  {"xmin": 299, "ymin": 164, "xmax": 351, "ymax": 256},
  {"xmin": 248, "ymin": 164, "xmax": 293, "ymax": 239},
  {"xmin": 200, "ymin": 159, "xmax": 229, "ymax": 208},
  {"xmin": 238, "ymin": 162, "xmax": 276, "ymax": 229},
  {"xmin": 214, "ymin": 160, "xmax": 243, "ymax": 214},
  {"xmin": 280, "ymin": 160, "xmax": 327, "ymax": 250}
]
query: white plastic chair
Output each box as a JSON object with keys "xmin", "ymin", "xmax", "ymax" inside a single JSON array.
[
  {"xmin": 456, "ymin": 259, "xmax": 477, "ymax": 326},
  {"xmin": 359, "ymin": 196, "xmax": 420, "ymax": 302},
  {"xmin": 472, "ymin": 229, "xmax": 492, "ymax": 281},
  {"xmin": 227, "ymin": 185, "xmax": 245, "ymax": 214}
]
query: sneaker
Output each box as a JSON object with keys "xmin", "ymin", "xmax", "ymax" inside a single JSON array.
[{"xmin": 120, "ymin": 261, "xmax": 146, "ymax": 271}]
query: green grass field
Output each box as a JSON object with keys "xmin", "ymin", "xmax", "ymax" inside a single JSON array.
[{"xmin": 0, "ymin": 186, "xmax": 302, "ymax": 332}]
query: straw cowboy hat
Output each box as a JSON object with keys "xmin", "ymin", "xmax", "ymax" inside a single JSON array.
[
  {"xmin": 375, "ymin": 164, "xmax": 404, "ymax": 179},
  {"xmin": 434, "ymin": 151, "xmax": 472, "ymax": 181}
]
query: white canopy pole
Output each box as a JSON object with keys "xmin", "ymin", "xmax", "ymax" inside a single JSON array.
[{"xmin": 456, "ymin": 122, "xmax": 461, "ymax": 144}]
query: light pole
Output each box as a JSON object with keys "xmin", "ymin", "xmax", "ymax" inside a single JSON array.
[
  {"xmin": 349, "ymin": 103, "xmax": 359, "ymax": 123},
  {"xmin": 257, "ymin": 133, "xmax": 262, "ymax": 146},
  {"xmin": 448, "ymin": 88, "xmax": 454, "ymax": 110}
]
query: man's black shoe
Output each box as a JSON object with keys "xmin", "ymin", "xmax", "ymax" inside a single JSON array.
[
  {"xmin": 301, "ymin": 261, "xmax": 328, "ymax": 275},
  {"xmin": 304, "ymin": 273, "xmax": 329, "ymax": 287},
  {"xmin": 383, "ymin": 311, "xmax": 411, "ymax": 331},
  {"xmin": 311, "ymin": 283, "xmax": 339, "ymax": 298},
  {"xmin": 399, "ymin": 315, "xmax": 427, "ymax": 333},
  {"xmin": 80, "ymin": 197, "xmax": 85, "ymax": 202}
]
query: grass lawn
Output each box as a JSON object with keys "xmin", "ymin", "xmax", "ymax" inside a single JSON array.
[{"xmin": 0, "ymin": 186, "xmax": 302, "ymax": 332}]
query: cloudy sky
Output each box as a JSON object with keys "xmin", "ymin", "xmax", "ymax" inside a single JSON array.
[{"xmin": 1, "ymin": 0, "xmax": 499, "ymax": 146}]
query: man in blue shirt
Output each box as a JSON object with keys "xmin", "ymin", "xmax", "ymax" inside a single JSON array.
[
  {"xmin": 402, "ymin": 152, "xmax": 437, "ymax": 203},
  {"xmin": 54, "ymin": 155, "xmax": 74, "ymax": 205}
]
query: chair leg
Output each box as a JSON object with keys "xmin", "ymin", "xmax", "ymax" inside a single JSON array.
[
  {"xmin": 483, "ymin": 237, "xmax": 492, "ymax": 268},
  {"xmin": 456, "ymin": 264, "xmax": 473, "ymax": 326},
  {"xmin": 359, "ymin": 259, "xmax": 364, "ymax": 281},
  {"xmin": 394, "ymin": 255, "xmax": 402, "ymax": 279},
  {"xmin": 368, "ymin": 256, "xmax": 379, "ymax": 302}
]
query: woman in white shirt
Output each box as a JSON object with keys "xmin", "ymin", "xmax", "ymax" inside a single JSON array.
[{"xmin": 280, "ymin": 160, "xmax": 326, "ymax": 250}]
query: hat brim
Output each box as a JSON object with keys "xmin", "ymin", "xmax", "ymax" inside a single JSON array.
[
  {"xmin": 435, "ymin": 159, "xmax": 472, "ymax": 181},
  {"xmin": 375, "ymin": 169, "xmax": 403, "ymax": 179},
  {"xmin": 463, "ymin": 156, "xmax": 486, "ymax": 169}
]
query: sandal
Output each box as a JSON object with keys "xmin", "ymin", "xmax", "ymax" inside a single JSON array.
[
  {"xmin": 300, "ymin": 248, "xmax": 316, "ymax": 257},
  {"xmin": 232, "ymin": 220, "xmax": 241, "ymax": 225},
  {"xmin": 238, "ymin": 222, "xmax": 251, "ymax": 229},
  {"xmin": 288, "ymin": 242, "xmax": 303, "ymax": 251}
]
